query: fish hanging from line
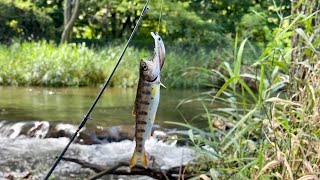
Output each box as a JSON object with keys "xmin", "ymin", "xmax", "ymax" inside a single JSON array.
[{"xmin": 129, "ymin": 32, "xmax": 166, "ymax": 168}]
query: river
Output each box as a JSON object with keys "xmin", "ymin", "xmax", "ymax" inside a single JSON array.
[
  {"xmin": 0, "ymin": 86, "xmax": 205, "ymax": 179},
  {"xmin": 0, "ymin": 86, "xmax": 206, "ymax": 129}
]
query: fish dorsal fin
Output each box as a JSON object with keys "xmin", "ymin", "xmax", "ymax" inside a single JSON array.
[
  {"xmin": 132, "ymin": 98, "xmax": 137, "ymax": 117},
  {"xmin": 132, "ymin": 106, "xmax": 136, "ymax": 117}
]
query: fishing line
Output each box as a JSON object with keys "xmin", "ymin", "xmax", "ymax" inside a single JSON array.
[
  {"xmin": 157, "ymin": 0, "xmax": 164, "ymax": 33},
  {"xmin": 43, "ymin": 0, "xmax": 150, "ymax": 179}
]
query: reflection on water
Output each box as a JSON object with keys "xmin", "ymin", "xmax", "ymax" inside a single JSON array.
[{"xmin": 0, "ymin": 86, "xmax": 205, "ymax": 129}]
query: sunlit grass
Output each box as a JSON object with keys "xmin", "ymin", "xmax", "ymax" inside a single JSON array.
[
  {"xmin": 0, "ymin": 41, "xmax": 222, "ymax": 88},
  {"xmin": 171, "ymin": 11, "xmax": 320, "ymax": 179},
  {"xmin": 0, "ymin": 41, "xmax": 141, "ymax": 87}
]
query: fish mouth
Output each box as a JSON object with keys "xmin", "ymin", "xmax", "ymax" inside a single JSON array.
[{"xmin": 151, "ymin": 32, "xmax": 157, "ymax": 39}]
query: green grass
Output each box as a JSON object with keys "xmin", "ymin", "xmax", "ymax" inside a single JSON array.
[
  {"xmin": 0, "ymin": 41, "xmax": 142, "ymax": 87},
  {"xmin": 170, "ymin": 9, "xmax": 320, "ymax": 179},
  {"xmin": 0, "ymin": 41, "xmax": 227, "ymax": 88}
]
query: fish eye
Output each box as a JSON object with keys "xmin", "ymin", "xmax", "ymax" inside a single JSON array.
[{"xmin": 141, "ymin": 62, "xmax": 148, "ymax": 71}]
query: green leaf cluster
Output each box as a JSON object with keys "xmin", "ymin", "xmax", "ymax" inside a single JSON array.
[{"xmin": 0, "ymin": 0, "xmax": 290, "ymax": 48}]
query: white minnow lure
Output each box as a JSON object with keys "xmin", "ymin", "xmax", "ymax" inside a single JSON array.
[{"xmin": 130, "ymin": 32, "xmax": 166, "ymax": 168}]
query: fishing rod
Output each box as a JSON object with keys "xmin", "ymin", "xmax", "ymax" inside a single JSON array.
[{"xmin": 43, "ymin": 0, "xmax": 150, "ymax": 179}]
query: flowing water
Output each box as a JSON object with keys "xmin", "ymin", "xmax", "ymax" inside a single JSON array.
[
  {"xmin": 0, "ymin": 86, "xmax": 203, "ymax": 179},
  {"xmin": 0, "ymin": 86, "xmax": 205, "ymax": 129}
]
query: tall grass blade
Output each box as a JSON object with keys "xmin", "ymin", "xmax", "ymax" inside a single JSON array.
[
  {"xmin": 215, "ymin": 76, "xmax": 239, "ymax": 98},
  {"xmin": 295, "ymin": 28, "xmax": 317, "ymax": 52},
  {"xmin": 222, "ymin": 107, "xmax": 257, "ymax": 149},
  {"xmin": 258, "ymin": 64, "xmax": 265, "ymax": 103},
  {"xmin": 202, "ymin": 103, "xmax": 215, "ymax": 140},
  {"xmin": 234, "ymin": 38, "xmax": 248, "ymax": 78}
]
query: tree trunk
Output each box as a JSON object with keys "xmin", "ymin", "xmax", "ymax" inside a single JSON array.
[
  {"xmin": 61, "ymin": 0, "xmax": 80, "ymax": 44},
  {"xmin": 102, "ymin": 5, "xmax": 110, "ymax": 41},
  {"xmin": 64, "ymin": 0, "xmax": 72, "ymax": 27},
  {"xmin": 119, "ymin": 17, "xmax": 130, "ymax": 38},
  {"xmin": 111, "ymin": 12, "xmax": 117, "ymax": 39}
]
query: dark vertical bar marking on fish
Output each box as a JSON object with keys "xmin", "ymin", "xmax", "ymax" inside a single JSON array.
[
  {"xmin": 138, "ymin": 111, "xmax": 148, "ymax": 115},
  {"xmin": 141, "ymin": 91, "xmax": 151, "ymax": 95},
  {"xmin": 137, "ymin": 129, "xmax": 146, "ymax": 132},
  {"xmin": 136, "ymin": 146, "xmax": 142, "ymax": 152},
  {"xmin": 142, "ymin": 82, "xmax": 151, "ymax": 86},
  {"xmin": 140, "ymin": 101, "xmax": 150, "ymax": 105},
  {"xmin": 137, "ymin": 120, "xmax": 147, "ymax": 124},
  {"xmin": 136, "ymin": 141, "xmax": 143, "ymax": 146}
]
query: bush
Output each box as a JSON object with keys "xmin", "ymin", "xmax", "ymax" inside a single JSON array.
[
  {"xmin": 0, "ymin": 40, "xmax": 231, "ymax": 88},
  {"xmin": 0, "ymin": 0, "xmax": 56, "ymax": 43}
]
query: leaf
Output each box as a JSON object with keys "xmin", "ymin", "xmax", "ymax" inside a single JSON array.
[
  {"xmin": 164, "ymin": 121, "xmax": 206, "ymax": 134},
  {"xmin": 283, "ymin": 157, "xmax": 293, "ymax": 180},
  {"xmin": 296, "ymin": 28, "xmax": 317, "ymax": 52},
  {"xmin": 238, "ymin": 78, "xmax": 258, "ymax": 102},
  {"xmin": 258, "ymin": 143, "xmax": 264, "ymax": 170},
  {"xmin": 255, "ymin": 160, "xmax": 281, "ymax": 180},
  {"xmin": 234, "ymin": 38, "xmax": 248, "ymax": 78},
  {"xmin": 199, "ymin": 174, "xmax": 211, "ymax": 180},
  {"xmin": 209, "ymin": 168, "xmax": 219, "ymax": 179},
  {"xmin": 214, "ymin": 76, "xmax": 239, "ymax": 99},
  {"xmin": 202, "ymin": 103, "xmax": 215, "ymax": 140},
  {"xmin": 297, "ymin": 175, "xmax": 318, "ymax": 180},
  {"xmin": 265, "ymin": 97, "xmax": 302, "ymax": 107},
  {"xmin": 258, "ymin": 64, "xmax": 265, "ymax": 103},
  {"xmin": 276, "ymin": 13, "xmax": 303, "ymax": 39},
  {"xmin": 222, "ymin": 107, "xmax": 257, "ymax": 149},
  {"xmin": 188, "ymin": 129, "xmax": 195, "ymax": 143}
]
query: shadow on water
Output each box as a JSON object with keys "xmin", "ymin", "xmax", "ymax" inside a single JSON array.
[{"xmin": 0, "ymin": 86, "xmax": 209, "ymax": 129}]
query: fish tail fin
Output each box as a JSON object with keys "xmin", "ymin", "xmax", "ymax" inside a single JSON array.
[{"xmin": 129, "ymin": 150, "xmax": 148, "ymax": 168}]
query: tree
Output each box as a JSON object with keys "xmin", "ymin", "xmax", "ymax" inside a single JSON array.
[{"xmin": 61, "ymin": 0, "xmax": 80, "ymax": 43}]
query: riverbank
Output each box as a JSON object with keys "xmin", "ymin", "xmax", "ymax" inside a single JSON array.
[{"xmin": 0, "ymin": 41, "xmax": 222, "ymax": 88}]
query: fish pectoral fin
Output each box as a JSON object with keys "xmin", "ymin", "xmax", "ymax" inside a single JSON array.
[
  {"xmin": 151, "ymin": 116, "xmax": 156, "ymax": 123},
  {"xmin": 131, "ymin": 106, "xmax": 136, "ymax": 117},
  {"xmin": 160, "ymin": 82, "xmax": 167, "ymax": 89},
  {"xmin": 129, "ymin": 150, "xmax": 148, "ymax": 168}
]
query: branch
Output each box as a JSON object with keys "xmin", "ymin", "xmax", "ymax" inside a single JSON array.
[
  {"xmin": 61, "ymin": 157, "xmax": 194, "ymax": 180},
  {"xmin": 61, "ymin": 157, "xmax": 105, "ymax": 173}
]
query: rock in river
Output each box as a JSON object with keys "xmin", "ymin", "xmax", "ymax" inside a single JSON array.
[{"xmin": 0, "ymin": 134, "xmax": 195, "ymax": 179}]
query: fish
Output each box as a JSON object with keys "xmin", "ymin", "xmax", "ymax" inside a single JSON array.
[{"xmin": 129, "ymin": 32, "xmax": 166, "ymax": 168}]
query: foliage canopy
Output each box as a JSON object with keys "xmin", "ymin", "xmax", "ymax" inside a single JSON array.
[{"xmin": 0, "ymin": 0, "xmax": 290, "ymax": 48}]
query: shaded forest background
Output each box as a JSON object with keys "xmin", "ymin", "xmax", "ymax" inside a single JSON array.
[
  {"xmin": 0, "ymin": 0, "xmax": 293, "ymax": 87},
  {"xmin": 0, "ymin": 0, "xmax": 290, "ymax": 48}
]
